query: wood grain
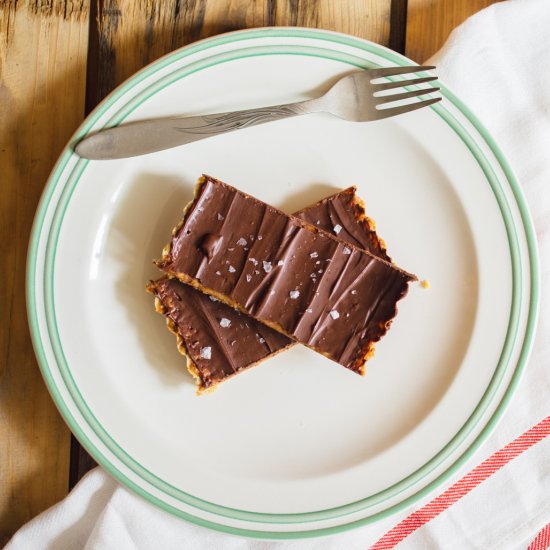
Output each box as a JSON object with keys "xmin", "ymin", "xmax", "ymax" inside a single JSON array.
[
  {"xmin": 274, "ymin": 0, "xmax": 391, "ymax": 42},
  {"xmin": 0, "ymin": 0, "xmax": 89, "ymax": 542},
  {"xmin": 87, "ymin": 0, "xmax": 392, "ymax": 107},
  {"xmin": 406, "ymin": 0, "xmax": 499, "ymax": 62}
]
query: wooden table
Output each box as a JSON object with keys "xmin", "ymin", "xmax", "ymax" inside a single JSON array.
[{"xmin": 0, "ymin": 0, "xmax": 497, "ymax": 542}]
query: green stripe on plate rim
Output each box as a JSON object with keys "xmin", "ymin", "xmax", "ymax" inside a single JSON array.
[
  {"xmin": 44, "ymin": 45, "xmax": 523, "ymax": 523},
  {"xmin": 26, "ymin": 28, "xmax": 540, "ymax": 538}
]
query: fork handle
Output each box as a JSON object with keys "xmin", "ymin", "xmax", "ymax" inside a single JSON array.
[{"xmin": 75, "ymin": 100, "xmax": 318, "ymax": 160}]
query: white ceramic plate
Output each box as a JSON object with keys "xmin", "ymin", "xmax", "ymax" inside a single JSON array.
[{"xmin": 27, "ymin": 29, "xmax": 539, "ymax": 538}]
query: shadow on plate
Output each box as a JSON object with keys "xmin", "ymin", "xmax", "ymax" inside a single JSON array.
[
  {"xmin": 276, "ymin": 182, "xmax": 340, "ymax": 213},
  {"xmin": 110, "ymin": 172, "xmax": 197, "ymax": 388}
]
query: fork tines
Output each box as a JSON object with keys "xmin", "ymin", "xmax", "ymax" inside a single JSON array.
[{"xmin": 370, "ymin": 65, "xmax": 441, "ymax": 119}]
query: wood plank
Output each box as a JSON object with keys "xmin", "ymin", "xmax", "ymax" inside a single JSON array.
[
  {"xmin": 273, "ymin": 0, "xmax": 391, "ymax": 43},
  {"xmin": 0, "ymin": 0, "xmax": 89, "ymax": 543},
  {"xmin": 89, "ymin": 0, "xmax": 392, "ymax": 98},
  {"xmin": 389, "ymin": 0, "xmax": 408, "ymax": 54},
  {"xmin": 406, "ymin": 0, "xmax": 499, "ymax": 62}
]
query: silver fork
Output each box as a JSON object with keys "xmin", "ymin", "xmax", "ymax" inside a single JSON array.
[{"xmin": 76, "ymin": 65, "xmax": 440, "ymax": 160}]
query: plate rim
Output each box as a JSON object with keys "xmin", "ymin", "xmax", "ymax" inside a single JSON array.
[{"xmin": 26, "ymin": 27, "xmax": 540, "ymax": 538}]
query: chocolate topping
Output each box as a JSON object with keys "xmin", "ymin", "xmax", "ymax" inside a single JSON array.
[
  {"xmin": 148, "ymin": 278, "xmax": 292, "ymax": 389},
  {"xmin": 295, "ymin": 187, "xmax": 391, "ymax": 262},
  {"xmin": 199, "ymin": 233, "xmax": 223, "ymax": 260},
  {"xmin": 149, "ymin": 187, "xmax": 392, "ymax": 390},
  {"xmin": 157, "ymin": 175, "xmax": 415, "ymax": 372}
]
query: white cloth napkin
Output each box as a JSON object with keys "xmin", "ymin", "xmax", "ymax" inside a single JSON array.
[{"xmin": 8, "ymin": 0, "xmax": 550, "ymax": 548}]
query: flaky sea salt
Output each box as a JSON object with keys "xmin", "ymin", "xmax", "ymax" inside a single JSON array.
[
  {"xmin": 277, "ymin": 260, "xmax": 284, "ymax": 266},
  {"xmin": 310, "ymin": 251, "xmax": 318, "ymax": 258},
  {"xmin": 217, "ymin": 213, "xmax": 224, "ymax": 221},
  {"xmin": 343, "ymin": 246, "xmax": 351, "ymax": 255},
  {"xmin": 249, "ymin": 258, "xmax": 258, "ymax": 266},
  {"xmin": 306, "ymin": 308, "xmax": 313, "ymax": 313},
  {"xmin": 351, "ymin": 290, "xmax": 357, "ymax": 295},
  {"xmin": 263, "ymin": 261, "xmax": 272, "ymax": 273},
  {"xmin": 246, "ymin": 274, "xmax": 252, "ymax": 282},
  {"xmin": 236, "ymin": 237, "xmax": 247, "ymax": 246},
  {"xmin": 200, "ymin": 347, "xmax": 212, "ymax": 360},
  {"xmin": 257, "ymin": 235, "xmax": 263, "ymax": 240},
  {"xmin": 219, "ymin": 318, "xmax": 231, "ymax": 328},
  {"xmin": 228, "ymin": 265, "xmax": 236, "ymax": 273},
  {"xmin": 329, "ymin": 310, "xmax": 340, "ymax": 319},
  {"xmin": 209, "ymin": 296, "xmax": 219, "ymax": 302},
  {"xmin": 289, "ymin": 290, "xmax": 300, "ymax": 299},
  {"xmin": 333, "ymin": 224, "xmax": 342, "ymax": 234},
  {"xmin": 215, "ymin": 271, "xmax": 221, "ymax": 276}
]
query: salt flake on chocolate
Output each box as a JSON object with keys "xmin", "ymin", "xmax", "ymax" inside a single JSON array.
[
  {"xmin": 200, "ymin": 347, "xmax": 212, "ymax": 360},
  {"xmin": 289, "ymin": 290, "xmax": 300, "ymax": 299}
]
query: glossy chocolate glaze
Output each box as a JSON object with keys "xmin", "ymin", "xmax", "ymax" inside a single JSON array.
[
  {"xmin": 294, "ymin": 187, "xmax": 390, "ymax": 263},
  {"xmin": 157, "ymin": 176, "xmax": 415, "ymax": 373},
  {"xmin": 148, "ymin": 278, "xmax": 293, "ymax": 389},
  {"xmin": 150, "ymin": 187, "xmax": 390, "ymax": 389}
]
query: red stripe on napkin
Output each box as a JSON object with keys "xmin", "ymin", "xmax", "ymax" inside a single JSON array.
[
  {"xmin": 371, "ymin": 416, "xmax": 550, "ymax": 550},
  {"xmin": 527, "ymin": 521, "xmax": 550, "ymax": 550}
]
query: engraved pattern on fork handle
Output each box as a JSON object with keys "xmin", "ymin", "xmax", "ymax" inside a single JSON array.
[{"xmin": 173, "ymin": 105, "xmax": 308, "ymax": 135}]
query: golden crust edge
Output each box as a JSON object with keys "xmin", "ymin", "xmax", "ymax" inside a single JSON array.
[
  {"xmin": 148, "ymin": 285, "xmax": 211, "ymax": 396},
  {"xmin": 350, "ymin": 191, "xmax": 392, "ymax": 262}
]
